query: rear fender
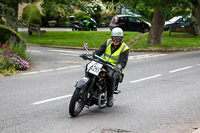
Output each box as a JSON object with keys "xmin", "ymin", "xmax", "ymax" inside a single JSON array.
[{"xmin": 75, "ymin": 77, "xmax": 90, "ymax": 89}]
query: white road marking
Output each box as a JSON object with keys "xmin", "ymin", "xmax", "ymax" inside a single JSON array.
[
  {"xmin": 169, "ymin": 66, "xmax": 192, "ymax": 73},
  {"xmin": 22, "ymin": 71, "xmax": 39, "ymax": 75},
  {"xmin": 40, "ymin": 69, "xmax": 54, "ymax": 73},
  {"xmin": 27, "ymin": 50, "xmax": 41, "ymax": 53},
  {"xmin": 49, "ymin": 49, "xmax": 80, "ymax": 54},
  {"xmin": 69, "ymin": 65, "xmax": 83, "ymax": 68},
  {"xmin": 59, "ymin": 53, "xmax": 79, "ymax": 56},
  {"xmin": 55, "ymin": 67, "xmax": 69, "ymax": 71},
  {"xmin": 32, "ymin": 94, "xmax": 72, "ymax": 105},
  {"xmin": 129, "ymin": 74, "xmax": 162, "ymax": 83},
  {"xmin": 129, "ymin": 54, "xmax": 167, "ymax": 60},
  {"xmin": 21, "ymin": 65, "xmax": 83, "ymax": 75}
]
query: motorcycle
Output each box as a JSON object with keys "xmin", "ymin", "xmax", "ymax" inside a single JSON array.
[
  {"xmin": 69, "ymin": 43, "xmax": 123, "ymax": 117},
  {"xmin": 71, "ymin": 18, "xmax": 97, "ymax": 31}
]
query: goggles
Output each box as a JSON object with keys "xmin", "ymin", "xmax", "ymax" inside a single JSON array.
[{"xmin": 112, "ymin": 36, "xmax": 122, "ymax": 42}]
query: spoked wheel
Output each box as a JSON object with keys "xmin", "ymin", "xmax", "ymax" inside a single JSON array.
[
  {"xmin": 69, "ymin": 88, "xmax": 86, "ymax": 117},
  {"xmin": 98, "ymin": 92, "xmax": 107, "ymax": 108},
  {"xmin": 72, "ymin": 26, "xmax": 79, "ymax": 31}
]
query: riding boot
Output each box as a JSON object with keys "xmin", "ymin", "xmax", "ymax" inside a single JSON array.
[{"xmin": 106, "ymin": 78, "xmax": 115, "ymax": 107}]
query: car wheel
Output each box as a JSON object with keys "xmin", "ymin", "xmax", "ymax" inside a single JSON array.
[{"xmin": 143, "ymin": 28, "xmax": 149, "ymax": 33}]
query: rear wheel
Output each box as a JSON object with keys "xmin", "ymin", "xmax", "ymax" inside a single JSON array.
[
  {"xmin": 91, "ymin": 27, "xmax": 97, "ymax": 31},
  {"xmin": 69, "ymin": 88, "xmax": 86, "ymax": 117}
]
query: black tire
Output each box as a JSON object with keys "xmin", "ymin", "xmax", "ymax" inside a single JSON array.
[
  {"xmin": 72, "ymin": 26, "xmax": 78, "ymax": 31},
  {"xmin": 143, "ymin": 28, "xmax": 149, "ymax": 33},
  {"xmin": 91, "ymin": 27, "xmax": 97, "ymax": 31},
  {"xmin": 69, "ymin": 88, "xmax": 86, "ymax": 117}
]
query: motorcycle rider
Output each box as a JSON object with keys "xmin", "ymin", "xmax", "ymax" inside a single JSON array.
[{"xmin": 82, "ymin": 27, "xmax": 129, "ymax": 107}]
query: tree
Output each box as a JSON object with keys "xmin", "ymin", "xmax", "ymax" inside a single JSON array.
[
  {"xmin": 119, "ymin": 0, "xmax": 200, "ymax": 44},
  {"xmin": 0, "ymin": 0, "xmax": 35, "ymax": 31},
  {"xmin": 147, "ymin": 0, "xmax": 172, "ymax": 44},
  {"xmin": 191, "ymin": 0, "xmax": 200, "ymax": 35}
]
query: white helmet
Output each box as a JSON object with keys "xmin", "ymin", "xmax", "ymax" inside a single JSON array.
[{"xmin": 111, "ymin": 27, "xmax": 123, "ymax": 37}]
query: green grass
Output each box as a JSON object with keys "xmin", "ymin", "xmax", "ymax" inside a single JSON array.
[
  {"xmin": 26, "ymin": 31, "xmax": 141, "ymax": 48},
  {"xmin": 133, "ymin": 31, "xmax": 200, "ymax": 51},
  {"xmin": 24, "ymin": 31, "xmax": 200, "ymax": 52}
]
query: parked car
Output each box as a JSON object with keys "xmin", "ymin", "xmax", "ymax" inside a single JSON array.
[
  {"xmin": 109, "ymin": 15, "xmax": 151, "ymax": 33},
  {"xmin": 164, "ymin": 16, "xmax": 190, "ymax": 31}
]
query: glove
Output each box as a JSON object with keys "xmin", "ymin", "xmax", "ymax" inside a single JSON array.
[
  {"xmin": 80, "ymin": 53, "xmax": 93, "ymax": 60},
  {"xmin": 113, "ymin": 64, "xmax": 122, "ymax": 72},
  {"xmin": 80, "ymin": 53, "xmax": 88, "ymax": 60}
]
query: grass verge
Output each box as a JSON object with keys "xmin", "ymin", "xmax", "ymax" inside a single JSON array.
[
  {"xmin": 25, "ymin": 31, "xmax": 141, "ymax": 48},
  {"xmin": 132, "ymin": 32, "xmax": 200, "ymax": 52},
  {"xmin": 24, "ymin": 31, "xmax": 200, "ymax": 52}
]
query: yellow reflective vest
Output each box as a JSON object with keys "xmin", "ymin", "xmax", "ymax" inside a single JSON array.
[{"xmin": 104, "ymin": 39, "xmax": 129, "ymax": 66}]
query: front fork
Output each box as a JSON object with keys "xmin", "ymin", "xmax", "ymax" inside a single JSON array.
[{"xmin": 75, "ymin": 76, "xmax": 97, "ymax": 100}]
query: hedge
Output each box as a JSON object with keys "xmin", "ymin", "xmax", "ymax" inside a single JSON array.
[
  {"xmin": 0, "ymin": 24, "xmax": 26, "ymax": 47},
  {"xmin": 22, "ymin": 4, "xmax": 42, "ymax": 26}
]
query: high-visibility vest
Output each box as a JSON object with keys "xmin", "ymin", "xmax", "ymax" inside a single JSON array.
[{"xmin": 104, "ymin": 39, "xmax": 129, "ymax": 66}]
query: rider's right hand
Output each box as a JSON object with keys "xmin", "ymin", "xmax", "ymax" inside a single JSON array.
[
  {"xmin": 80, "ymin": 53, "xmax": 94, "ymax": 60},
  {"xmin": 80, "ymin": 53, "xmax": 88, "ymax": 60}
]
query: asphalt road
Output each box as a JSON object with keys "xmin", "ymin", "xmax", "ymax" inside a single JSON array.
[{"xmin": 0, "ymin": 46, "xmax": 200, "ymax": 133}]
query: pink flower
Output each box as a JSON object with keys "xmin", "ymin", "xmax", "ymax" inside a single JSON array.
[
  {"xmin": 8, "ymin": 47, "xmax": 12, "ymax": 51},
  {"xmin": 2, "ymin": 44, "xmax": 6, "ymax": 50}
]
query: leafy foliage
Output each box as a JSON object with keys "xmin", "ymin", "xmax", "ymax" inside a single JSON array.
[
  {"xmin": 0, "ymin": 24, "xmax": 26, "ymax": 46},
  {"xmin": 0, "ymin": 0, "xmax": 35, "ymax": 30},
  {"xmin": 22, "ymin": 4, "xmax": 42, "ymax": 26}
]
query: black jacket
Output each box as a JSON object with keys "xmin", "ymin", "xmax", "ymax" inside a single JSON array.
[{"xmin": 93, "ymin": 40, "xmax": 129, "ymax": 69}]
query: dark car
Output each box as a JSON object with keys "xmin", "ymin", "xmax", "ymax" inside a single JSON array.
[
  {"xmin": 164, "ymin": 16, "xmax": 190, "ymax": 31},
  {"xmin": 109, "ymin": 15, "xmax": 151, "ymax": 33}
]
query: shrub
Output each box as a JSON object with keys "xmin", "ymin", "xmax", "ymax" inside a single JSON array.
[
  {"xmin": 85, "ymin": 0, "xmax": 105, "ymax": 25},
  {"xmin": 0, "ymin": 24, "xmax": 26, "ymax": 47},
  {"xmin": 22, "ymin": 4, "xmax": 42, "ymax": 26},
  {"xmin": 73, "ymin": 12, "xmax": 90, "ymax": 22}
]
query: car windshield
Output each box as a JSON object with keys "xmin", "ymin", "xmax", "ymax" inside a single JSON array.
[{"xmin": 168, "ymin": 17, "xmax": 181, "ymax": 22}]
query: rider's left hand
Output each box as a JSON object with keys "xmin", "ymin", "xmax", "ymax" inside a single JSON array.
[{"xmin": 113, "ymin": 64, "xmax": 122, "ymax": 72}]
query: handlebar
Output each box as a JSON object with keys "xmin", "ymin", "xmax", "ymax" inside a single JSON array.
[{"xmin": 80, "ymin": 54, "xmax": 116, "ymax": 71}]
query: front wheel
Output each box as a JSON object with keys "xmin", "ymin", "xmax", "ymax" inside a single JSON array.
[
  {"xmin": 69, "ymin": 88, "xmax": 86, "ymax": 117},
  {"xmin": 143, "ymin": 28, "xmax": 149, "ymax": 33}
]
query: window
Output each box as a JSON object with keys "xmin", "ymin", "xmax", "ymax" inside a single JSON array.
[
  {"xmin": 119, "ymin": 17, "xmax": 128, "ymax": 22},
  {"xmin": 135, "ymin": 18, "xmax": 141, "ymax": 23},
  {"xmin": 128, "ymin": 17, "xmax": 141, "ymax": 23},
  {"xmin": 128, "ymin": 17, "xmax": 134, "ymax": 22}
]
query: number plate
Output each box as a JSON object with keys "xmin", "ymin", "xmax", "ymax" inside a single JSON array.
[{"xmin": 87, "ymin": 61, "xmax": 103, "ymax": 76}]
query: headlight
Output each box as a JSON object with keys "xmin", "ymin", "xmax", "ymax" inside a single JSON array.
[{"xmin": 99, "ymin": 70, "xmax": 107, "ymax": 79}]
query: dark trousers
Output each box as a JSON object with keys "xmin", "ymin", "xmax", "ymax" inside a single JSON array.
[{"xmin": 106, "ymin": 70, "xmax": 116, "ymax": 98}]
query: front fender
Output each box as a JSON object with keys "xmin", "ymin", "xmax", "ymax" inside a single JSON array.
[{"xmin": 75, "ymin": 77, "xmax": 90, "ymax": 89}]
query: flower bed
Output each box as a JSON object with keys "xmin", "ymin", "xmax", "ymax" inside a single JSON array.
[{"xmin": 0, "ymin": 42, "xmax": 30, "ymax": 76}]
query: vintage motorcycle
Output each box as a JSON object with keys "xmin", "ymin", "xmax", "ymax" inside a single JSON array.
[
  {"xmin": 69, "ymin": 44, "xmax": 123, "ymax": 117},
  {"xmin": 71, "ymin": 18, "xmax": 97, "ymax": 31}
]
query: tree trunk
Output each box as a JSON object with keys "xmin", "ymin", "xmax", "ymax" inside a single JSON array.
[
  {"xmin": 192, "ymin": 0, "xmax": 200, "ymax": 35},
  {"xmin": 147, "ymin": 8, "xmax": 166, "ymax": 45},
  {"xmin": 12, "ymin": 3, "xmax": 19, "ymax": 32}
]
